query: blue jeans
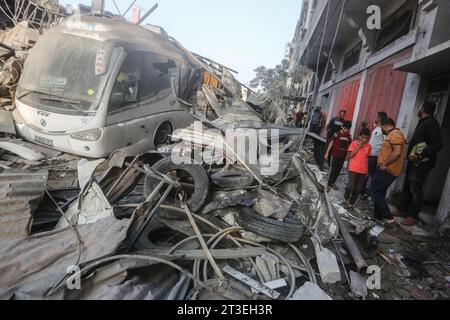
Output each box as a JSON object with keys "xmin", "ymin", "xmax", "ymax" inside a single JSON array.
[
  {"xmin": 362, "ymin": 156, "xmax": 378, "ymax": 194},
  {"xmin": 370, "ymin": 169, "xmax": 397, "ymax": 220}
]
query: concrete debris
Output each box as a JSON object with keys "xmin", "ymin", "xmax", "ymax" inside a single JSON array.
[
  {"xmin": 350, "ymin": 271, "xmax": 368, "ymax": 299},
  {"xmin": 253, "ymin": 189, "xmax": 292, "ymax": 220},
  {"xmin": 0, "ymin": 1, "xmax": 447, "ymax": 302},
  {"xmin": 223, "ymin": 265, "xmax": 280, "ymax": 300},
  {"xmin": 289, "ymin": 282, "xmax": 333, "ymax": 301},
  {"xmin": 0, "ymin": 139, "xmax": 45, "ymax": 161},
  {"xmin": 370, "ymin": 225, "xmax": 386, "ymax": 237},
  {"xmin": 312, "ymin": 237, "xmax": 342, "ymax": 284}
]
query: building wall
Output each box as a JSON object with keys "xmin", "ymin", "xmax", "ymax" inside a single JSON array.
[
  {"xmin": 355, "ymin": 48, "xmax": 412, "ymax": 134},
  {"xmin": 328, "ymin": 76, "xmax": 361, "ymax": 122}
]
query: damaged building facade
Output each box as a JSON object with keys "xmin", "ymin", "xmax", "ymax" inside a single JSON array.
[{"xmin": 288, "ymin": 0, "xmax": 450, "ymax": 226}]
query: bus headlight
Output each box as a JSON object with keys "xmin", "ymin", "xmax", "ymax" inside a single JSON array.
[{"xmin": 70, "ymin": 129, "xmax": 102, "ymax": 141}]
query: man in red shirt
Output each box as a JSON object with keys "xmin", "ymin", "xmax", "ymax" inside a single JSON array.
[{"xmin": 325, "ymin": 121, "xmax": 352, "ymax": 192}]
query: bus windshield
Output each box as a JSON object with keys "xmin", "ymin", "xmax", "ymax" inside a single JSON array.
[{"xmin": 18, "ymin": 32, "xmax": 116, "ymax": 113}]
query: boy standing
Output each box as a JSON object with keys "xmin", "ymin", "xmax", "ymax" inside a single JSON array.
[
  {"xmin": 345, "ymin": 128, "xmax": 372, "ymax": 208},
  {"xmin": 325, "ymin": 121, "xmax": 352, "ymax": 192}
]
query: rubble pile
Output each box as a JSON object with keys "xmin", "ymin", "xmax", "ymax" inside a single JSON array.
[
  {"xmin": 0, "ymin": 11, "xmax": 448, "ymax": 301},
  {"xmin": 0, "ymin": 21, "xmax": 40, "ymax": 110}
]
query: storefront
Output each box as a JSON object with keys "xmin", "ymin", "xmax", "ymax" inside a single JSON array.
[
  {"xmin": 423, "ymin": 75, "xmax": 450, "ymax": 222},
  {"xmin": 354, "ymin": 48, "xmax": 412, "ymax": 135}
]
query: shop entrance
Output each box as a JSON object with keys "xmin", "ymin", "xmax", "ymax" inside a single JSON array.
[{"xmin": 423, "ymin": 75, "xmax": 450, "ymax": 221}]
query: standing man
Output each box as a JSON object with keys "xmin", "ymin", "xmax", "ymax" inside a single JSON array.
[
  {"xmin": 295, "ymin": 111, "xmax": 305, "ymax": 128},
  {"xmin": 326, "ymin": 110, "xmax": 347, "ymax": 165},
  {"xmin": 370, "ymin": 118, "xmax": 406, "ymax": 226},
  {"xmin": 361, "ymin": 112, "xmax": 388, "ymax": 198},
  {"xmin": 310, "ymin": 107, "xmax": 324, "ymax": 136},
  {"xmin": 394, "ymin": 102, "xmax": 443, "ymax": 226},
  {"xmin": 327, "ymin": 110, "xmax": 347, "ymax": 143},
  {"xmin": 325, "ymin": 121, "xmax": 353, "ymax": 192}
]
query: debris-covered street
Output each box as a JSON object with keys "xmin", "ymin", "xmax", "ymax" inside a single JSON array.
[{"xmin": 0, "ymin": 0, "xmax": 449, "ymax": 303}]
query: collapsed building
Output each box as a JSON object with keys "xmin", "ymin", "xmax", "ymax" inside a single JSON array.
[{"xmin": 288, "ymin": 0, "xmax": 450, "ymax": 226}]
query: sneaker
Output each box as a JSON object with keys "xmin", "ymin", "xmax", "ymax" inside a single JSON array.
[{"xmin": 402, "ymin": 217, "xmax": 418, "ymax": 226}]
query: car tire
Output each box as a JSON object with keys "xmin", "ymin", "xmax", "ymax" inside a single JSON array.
[
  {"xmin": 144, "ymin": 158, "xmax": 210, "ymax": 212},
  {"xmin": 237, "ymin": 208, "xmax": 304, "ymax": 243},
  {"xmin": 211, "ymin": 170, "xmax": 254, "ymax": 189}
]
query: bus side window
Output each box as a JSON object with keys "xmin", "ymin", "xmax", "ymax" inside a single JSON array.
[{"xmin": 108, "ymin": 51, "xmax": 174, "ymax": 113}]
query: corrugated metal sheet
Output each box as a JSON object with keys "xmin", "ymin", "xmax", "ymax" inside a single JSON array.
[
  {"xmin": 0, "ymin": 216, "xmax": 130, "ymax": 299},
  {"xmin": 329, "ymin": 76, "xmax": 361, "ymax": 122},
  {"xmin": 355, "ymin": 48, "xmax": 413, "ymax": 134},
  {"xmin": 0, "ymin": 170, "xmax": 48, "ymax": 239}
]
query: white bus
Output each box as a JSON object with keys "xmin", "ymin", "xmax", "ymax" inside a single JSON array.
[{"xmin": 13, "ymin": 16, "xmax": 196, "ymax": 158}]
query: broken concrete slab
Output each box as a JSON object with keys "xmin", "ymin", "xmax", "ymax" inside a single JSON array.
[
  {"xmin": 260, "ymin": 253, "xmax": 280, "ymax": 281},
  {"xmin": 0, "ymin": 138, "xmax": 45, "ymax": 161},
  {"xmin": 255, "ymin": 257, "xmax": 272, "ymax": 283},
  {"xmin": 253, "ymin": 189, "xmax": 292, "ymax": 220},
  {"xmin": 312, "ymin": 238, "xmax": 342, "ymax": 284},
  {"xmin": 350, "ymin": 271, "xmax": 368, "ymax": 299},
  {"xmin": 289, "ymin": 282, "xmax": 332, "ymax": 300}
]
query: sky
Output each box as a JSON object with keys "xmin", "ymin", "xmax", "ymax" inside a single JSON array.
[{"xmin": 59, "ymin": 0, "xmax": 302, "ymax": 84}]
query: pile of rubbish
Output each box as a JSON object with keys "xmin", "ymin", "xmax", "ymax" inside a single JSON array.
[
  {"xmin": 0, "ymin": 45, "xmax": 365, "ymax": 298},
  {"xmin": 0, "ymin": 89, "xmax": 346, "ymax": 300},
  {"xmin": 0, "ymin": 21, "xmax": 40, "ymax": 110},
  {"xmin": 1, "ymin": 8, "xmax": 448, "ymax": 301}
]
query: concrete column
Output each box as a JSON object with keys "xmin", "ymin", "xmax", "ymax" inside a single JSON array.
[
  {"xmin": 397, "ymin": 73, "xmax": 422, "ymax": 138},
  {"xmin": 435, "ymin": 168, "xmax": 450, "ymax": 224},
  {"xmin": 392, "ymin": 73, "xmax": 423, "ymax": 194},
  {"xmin": 350, "ymin": 70, "xmax": 367, "ymax": 137},
  {"xmin": 91, "ymin": 0, "xmax": 105, "ymax": 14}
]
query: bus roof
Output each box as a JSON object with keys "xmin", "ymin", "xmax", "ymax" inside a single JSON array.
[{"xmin": 46, "ymin": 15, "xmax": 189, "ymax": 63}]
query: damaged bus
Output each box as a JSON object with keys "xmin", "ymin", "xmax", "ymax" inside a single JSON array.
[{"xmin": 13, "ymin": 16, "xmax": 198, "ymax": 158}]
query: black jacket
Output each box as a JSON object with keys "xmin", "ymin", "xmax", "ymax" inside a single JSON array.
[{"xmin": 408, "ymin": 116, "xmax": 443, "ymax": 167}]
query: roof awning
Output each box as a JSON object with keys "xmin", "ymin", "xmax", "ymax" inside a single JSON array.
[{"xmin": 394, "ymin": 40, "xmax": 450, "ymax": 75}]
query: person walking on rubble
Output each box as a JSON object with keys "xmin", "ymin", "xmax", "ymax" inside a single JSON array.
[
  {"xmin": 310, "ymin": 106, "xmax": 324, "ymax": 135},
  {"xmin": 325, "ymin": 110, "xmax": 347, "ymax": 166},
  {"xmin": 393, "ymin": 101, "xmax": 443, "ymax": 226},
  {"xmin": 295, "ymin": 111, "xmax": 305, "ymax": 128},
  {"xmin": 327, "ymin": 110, "xmax": 347, "ymax": 143},
  {"xmin": 325, "ymin": 120, "xmax": 352, "ymax": 192},
  {"xmin": 370, "ymin": 118, "xmax": 406, "ymax": 226},
  {"xmin": 345, "ymin": 128, "xmax": 372, "ymax": 209},
  {"xmin": 360, "ymin": 112, "xmax": 388, "ymax": 199}
]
